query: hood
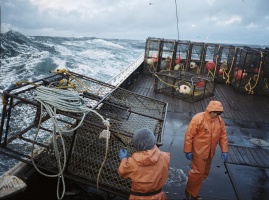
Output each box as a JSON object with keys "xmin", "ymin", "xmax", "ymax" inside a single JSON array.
[
  {"xmin": 206, "ymin": 101, "xmax": 224, "ymax": 113},
  {"xmin": 132, "ymin": 145, "xmax": 160, "ymax": 166}
]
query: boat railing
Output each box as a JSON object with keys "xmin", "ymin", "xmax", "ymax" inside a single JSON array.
[{"xmin": 107, "ymin": 53, "xmax": 144, "ymax": 87}]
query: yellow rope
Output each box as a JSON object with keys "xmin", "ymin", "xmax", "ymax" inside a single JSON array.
[
  {"xmin": 244, "ymin": 51, "xmax": 263, "ymax": 94},
  {"xmin": 153, "ymin": 73, "xmax": 176, "ymax": 88},
  {"xmin": 153, "ymin": 73, "xmax": 192, "ymax": 91},
  {"xmin": 50, "ymin": 69, "xmax": 88, "ymax": 92},
  {"xmin": 225, "ymin": 47, "xmax": 237, "ymax": 85},
  {"xmin": 219, "ymin": 63, "xmax": 227, "ymax": 79},
  {"xmin": 15, "ymin": 81, "xmax": 40, "ymax": 87},
  {"xmin": 207, "ymin": 56, "xmax": 218, "ymax": 78}
]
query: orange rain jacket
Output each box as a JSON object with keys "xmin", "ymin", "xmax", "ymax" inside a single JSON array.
[
  {"xmin": 184, "ymin": 101, "xmax": 228, "ymax": 159},
  {"xmin": 118, "ymin": 145, "xmax": 170, "ymax": 200}
]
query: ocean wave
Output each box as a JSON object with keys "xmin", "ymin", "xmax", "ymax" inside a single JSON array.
[{"xmin": 0, "ymin": 31, "xmax": 145, "ymax": 175}]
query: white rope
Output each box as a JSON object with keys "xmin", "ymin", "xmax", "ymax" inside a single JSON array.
[{"xmin": 32, "ymin": 86, "xmax": 110, "ymax": 200}]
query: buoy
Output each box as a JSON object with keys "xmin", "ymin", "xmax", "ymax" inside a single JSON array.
[
  {"xmin": 196, "ymin": 81, "xmax": 205, "ymax": 87},
  {"xmin": 146, "ymin": 58, "xmax": 153, "ymax": 65},
  {"xmin": 178, "ymin": 85, "xmax": 191, "ymax": 94},
  {"xmin": 174, "ymin": 64, "xmax": 180, "ymax": 70},
  {"xmin": 234, "ymin": 69, "xmax": 245, "ymax": 80},
  {"xmin": 152, "ymin": 54, "xmax": 158, "ymax": 62},
  {"xmin": 174, "ymin": 56, "xmax": 182, "ymax": 64},
  {"xmin": 218, "ymin": 68, "xmax": 223, "ymax": 75},
  {"xmin": 195, "ymin": 81, "xmax": 205, "ymax": 91},
  {"xmin": 218, "ymin": 62, "xmax": 227, "ymax": 75},
  {"xmin": 190, "ymin": 62, "xmax": 197, "ymax": 69},
  {"xmin": 206, "ymin": 61, "xmax": 216, "ymax": 70}
]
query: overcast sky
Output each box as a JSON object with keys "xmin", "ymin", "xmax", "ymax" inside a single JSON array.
[{"xmin": 1, "ymin": 0, "xmax": 269, "ymax": 45}]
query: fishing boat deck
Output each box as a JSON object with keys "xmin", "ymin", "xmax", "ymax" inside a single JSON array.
[
  {"xmin": 130, "ymin": 74, "xmax": 269, "ymax": 123},
  {"xmin": 127, "ymin": 73, "xmax": 269, "ymax": 200},
  {"xmin": 2, "ymin": 72, "xmax": 269, "ymax": 200}
]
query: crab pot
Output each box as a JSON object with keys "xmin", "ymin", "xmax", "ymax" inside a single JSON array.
[
  {"xmin": 154, "ymin": 70, "xmax": 215, "ymax": 102},
  {"xmin": 255, "ymin": 48, "xmax": 269, "ymax": 95},
  {"xmin": 231, "ymin": 47, "xmax": 263, "ymax": 94},
  {"xmin": 215, "ymin": 45, "xmax": 238, "ymax": 83},
  {"xmin": 158, "ymin": 39, "xmax": 177, "ymax": 72},
  {"xmin": 172, "ymin": 40, "xmax": 191, "ymax": 71},
  {"xmin": 201, "ymin": 43, "xmax": 222, "ymax": 78},
  {"xmin": 0, "ymin": 71, "xmax": 167, "ymax": 198},
  {"xmin": 186, "ymin": 42, "xmax": 206, "ymax": 75},
  {"xmin": 143, "ymin": 37, "xmax": 163, "ymax": 74}
]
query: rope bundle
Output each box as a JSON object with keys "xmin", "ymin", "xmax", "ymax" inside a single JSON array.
[{"xmin": 32, "ymin": 86, "xmax": 110, "ymax": 200}]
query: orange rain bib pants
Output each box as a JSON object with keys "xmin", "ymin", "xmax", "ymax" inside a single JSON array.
[
  {"xmin": 186, "ymin": 155, "xmax": 212, "ymax": 197},
  {"xmin": 184, "ymin": 101, "xmax": 228, "ymax": 197}
]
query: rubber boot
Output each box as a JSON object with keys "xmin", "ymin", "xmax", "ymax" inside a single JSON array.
[
  {"xmin": 193, "ymin": 195, "xmax": 202, "ymax": 200},
  {"xmin": 185, "ymin": 189, "xmax": 192, "ymax": 200}
]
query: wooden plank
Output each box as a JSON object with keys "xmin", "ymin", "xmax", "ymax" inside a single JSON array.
[
  {"xmin": 258, "ymin": 148, "xmax": 269, "ymax": 167},
  {"xmin": 228, "ymin": 146, "xmax": 240, "ymax": 164},
  {"xmin": 193, "ymin": 101, "xmax": 204, "ymax": 113},
  {"xmin": 232, "ymin": 146, "xmax": 245, "ymax": 164},
  {"xmin": 248, "ymin": 148, "xmax": 267, "ymax": 168},
  {"xmin": 237, "ymin": 147, "xmax": 254, "ymax": 166},
  {"xmin": 252, "ymin": 148, "xmax": 269, "ymax": 168},
  {"xmin": 241, "ymin": 147, "xmax": 259, "ymax": 166},
  {"xmin": 215, "ymin": 84, "xmax": 245, "ymax": 120},
  {"xmin": 128, "ymin": 74, "xmax": 269, "ymax": 124}
]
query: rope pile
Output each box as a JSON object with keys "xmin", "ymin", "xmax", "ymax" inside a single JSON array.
[{"xmin": 33, "ymin": 86, "xmax": 110, "ymax": 200}]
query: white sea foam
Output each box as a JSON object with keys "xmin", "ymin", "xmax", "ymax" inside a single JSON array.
[
  {"xmin": 91, "ymin": 38, "xmax": 126, "ymax": 49},
  {"xmin": 0, "ymin": 36, "xmax": 145, "ymax": 175}
]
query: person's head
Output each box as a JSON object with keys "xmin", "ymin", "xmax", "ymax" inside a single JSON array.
[
  {"xmin": 206, "ymin": 100, "xmax": 223, "ymax": 118},
  {"xmin": 132, "ymin": 128, "xmax": 155, "ymax": 151},
  {"xmin": 209, "ymin": 111, "xmax": 223, "ymax": 118}
]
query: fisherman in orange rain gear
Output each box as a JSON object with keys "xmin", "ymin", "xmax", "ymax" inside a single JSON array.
[
  {"xmin": 118, "ymin": 128, "xmax": 170, "ymax": 200},
  {"xmin": 184, "ymin": 100, "xmax": 229, "ymax": 200}
]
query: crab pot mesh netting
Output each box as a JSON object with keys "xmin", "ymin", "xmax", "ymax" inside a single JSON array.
[
  {"xmin": 143, "ymin": 38, "xmax": 162, "ymax": 74},
  {"xmin": 154, "ymin": 70, "xmax": 214, "ymax": 102},
  {"xmin": 200, "ymin": 44, "xmax": 222, "ymax": 77},
  {"xmin": 0, "ymin": 71, "xmax": 167, "ymax": 197},
  {"xmin": 173, "ymin": 41, "xmax": 191, "ymax": 72},
  {"xmin": 230, "ymin": 48, "xmax": 265, "ymax": 94},
  {"xmin": 215, "ymin": 45, "xmax": 237, "ymax": 83},
  {"xmin": 186, "ymin": 42, "xmax": 206, "ymax": 75},
  {"xmin": 253, "ymin": 49, "xmax": 269, "ymax": 95}
]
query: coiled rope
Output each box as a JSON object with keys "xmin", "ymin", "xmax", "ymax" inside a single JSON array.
[{"xmin": 33, "ymin": 86, "xmax": 110, "ymax": 199}]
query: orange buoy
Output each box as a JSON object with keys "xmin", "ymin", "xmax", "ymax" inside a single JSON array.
[
  {"xmin": 174, "ymin": 56, "xmax": 182, "ymax": 64},
  {"xmin": 196, "ymin": 81, "xmax": 205, "ymax": 87},
  {"xmin": 234, "ymin": 69, "xmax": 245, "ymax": 80},
  {"xmin": 152, "ymin": 54, "xmax": 158, "ymax": 62},
  {"xmin": 218, "ymin": 68, "xmax": 223, "ymax": 75},
  {"xmin": 206, "ymin": 61, "xmax": 216, "ymax": 70}
]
